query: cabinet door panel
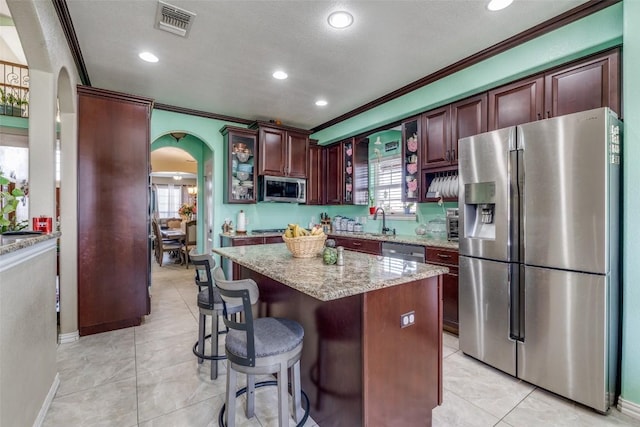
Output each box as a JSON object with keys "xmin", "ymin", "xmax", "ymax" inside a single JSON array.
[
  {"xmin": 544, "ymin": 50, "xmax": 620, "ymax": 118},
  {"xmin": 451, "ymin": 94, "xmax": 487, "ymax": 164},
  {"xmin": 325, "ymin": 144, "xmax": 342, "ymax": 204},
  {"xmin": 259, "ymin": 127, "xmax": 286, "ymax": 176},
  {"xmin": 306, "ymin": 142, "xmax": 324, "ymax": 205},
  {"xmin": 488, "ymin": 77, "xmax": 544, "ymax": 130},
  {"xmin": 422, "ymin": 107, "xmax": 450, "ymax": 168},
  {"xmin": 442, "ymin": 270, "xmax": 459, "ymax": 334},
  {"xmin": 286, "ymin": 131, "xmax": 309, "ymax": 178}
]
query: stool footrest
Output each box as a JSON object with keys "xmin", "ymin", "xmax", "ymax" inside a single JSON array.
[{"xmin": 192, "ymin": 334, "xmax": 227, "ymax": 361}]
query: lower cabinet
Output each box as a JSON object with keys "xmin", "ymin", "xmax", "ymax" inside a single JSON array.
[
  {"xmin": 330, "ymin": 236, "xmax": 382, "ymax": 255},
  {"xmin": 426, "ymin": 247, "xmax": 459, "ymax": 334}
]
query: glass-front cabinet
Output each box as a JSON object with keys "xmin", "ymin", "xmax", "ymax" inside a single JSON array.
[
  {"xmin": 402, "ymin": 116, "xmax": 421, "ymax": 202},
  {"xmin": 343, "ymin": 139, "xmax": 354, "ymax": 203},
  {"xmin": 220, "ymin": 126, "xmax": 258, "ymax": 204}
]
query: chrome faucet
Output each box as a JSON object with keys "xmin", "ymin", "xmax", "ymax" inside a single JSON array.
[{"xmin": 373, "ymin": 207, "xmax": 390, "ymax": 234}]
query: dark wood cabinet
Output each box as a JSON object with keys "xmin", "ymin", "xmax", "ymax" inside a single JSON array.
[
  {"xmin": 306, "ymin": 140, "xmax": 324, "ymax": 205},
  {"xmin": 488, "ymin": 49, "xmax": 621, "ymax": 130},
  {"xmin": 419, "ymin": 94, "xmax": 485, "ymax": 175},
  {"xmin": 77, "ymin": 86, "xmax": 152, "ymax": 336},
  {"xmin": 544, "ymin": 49, "xmax": 620, "ymax": 118},
  {"xmin": 252, "ymin": 122, "xmax": 310, "ymax": 178},
  {"xmin": 488, "ymin": 76, "xmax": 544, "ymax": 130},
  {"xmin": 330, "ymin": 236, "xmax": 382, "ymax": 255},
  {"xmin": 426, "ymin": 247, "xmax": 459, "ymax": 334},
  {"xmin": 421, "ymin": 107, "xmax": 450, "ymax": 169},
  {"xmin": 450, "ymin": 93, "xmax": 487, "ymax": 165},
  {"xmin": 324, "ymin": 143, "xmax": 343, "ymax": 205},
  {"xmin": 220, "ymin": 126, "xmax": 258, "ymax": 204},
  {"xmin": 350, "ymin": 137, "xmax": 369, "ymax": 205}
]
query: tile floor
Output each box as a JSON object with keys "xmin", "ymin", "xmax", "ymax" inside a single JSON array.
[{"xmin": 43, "ymin": 257, "xmax": 640, "ymax": 427}]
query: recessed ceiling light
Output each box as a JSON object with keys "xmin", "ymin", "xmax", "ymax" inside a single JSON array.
[
  {"xmin": 273, "ymin": 70, "xmax": 288, "ymax": 80},
  {"xmin": 315, "ymin": 100, "xmax": 328, "ymax": 107},
  {"xmin": 139, "ymin": 51, "xmax": 159, "ymax": 63},
  {"xmin": 487, "ymin": 0, "xmax": 513, "ymax": 11},
  {"xmin": 328, "ymin": 11, "xmax": 353, "ymax": 29}
]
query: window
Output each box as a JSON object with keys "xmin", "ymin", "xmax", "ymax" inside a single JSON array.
[
  {"xmin": 371, "ymin": 154, "xmax": 415, "ymax": 215},
  {"xmin": 155, "ymin": 184, "xmax": 183, "ymax": 218}
]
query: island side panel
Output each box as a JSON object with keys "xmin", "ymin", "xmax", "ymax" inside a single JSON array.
[
  {"xmin": 239, "ymin": 266, "xmax": 364, "ymax": 427},
  {"xmin": 362, "ymin": 276, "xmax": 443, "ymax": 426}
]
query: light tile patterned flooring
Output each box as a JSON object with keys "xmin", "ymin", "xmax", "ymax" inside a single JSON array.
[{"xmin": 43, "ymin": 257, "xmax": 640, "ymax": 426}]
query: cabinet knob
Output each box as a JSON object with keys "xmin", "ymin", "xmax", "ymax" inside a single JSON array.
[
  {"xmin": 537, "ymin": 113, "xmax": 542, "ymax": 120},
  {"xmin": 452, "ymin": 149, "xmax": 456, "ymax": 160},
  {"xmin": 546, "ymin": 111, "xmax": 551, "ymax": 119}
]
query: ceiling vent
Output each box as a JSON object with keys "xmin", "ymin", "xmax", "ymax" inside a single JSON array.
[{"xmin": 155, "ymin": 1, "xmax": 196, "ymax": 38}]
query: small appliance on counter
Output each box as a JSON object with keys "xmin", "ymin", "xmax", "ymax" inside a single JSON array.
[{"xmin": 446, "ymin": 208, "xmax": 459, "ymax": 241}]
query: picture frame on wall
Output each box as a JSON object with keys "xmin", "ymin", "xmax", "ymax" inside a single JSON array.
[{"xmin": 385, "ymin": 141, "xmax": 399, "ymax": 152}]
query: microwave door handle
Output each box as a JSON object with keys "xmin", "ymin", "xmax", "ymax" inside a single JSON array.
[{"xmin": 298, "ymin": 182, "xmax": 302, "ymax": 200}]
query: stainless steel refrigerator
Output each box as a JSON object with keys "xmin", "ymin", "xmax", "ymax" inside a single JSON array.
[{"xmin": 458, "ymin": 107, "xmax": 621, "ymax": 412}]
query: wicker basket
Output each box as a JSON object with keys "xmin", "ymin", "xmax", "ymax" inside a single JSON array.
[{"xmin": 282, "ymin": 234, "xmax": 327, "ymax": 258}]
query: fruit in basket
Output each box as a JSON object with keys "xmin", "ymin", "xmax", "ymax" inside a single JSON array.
[{"xmin": 284, "ymin": 223, "xmax": 325, "ymax": 238}]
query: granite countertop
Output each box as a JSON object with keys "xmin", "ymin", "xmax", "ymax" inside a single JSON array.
[
  {"xmin": 212, "ymin": 243, "xmax": 448, "ymax": 302},
  {"xmin": 0, "ymin": 232, "xmax": 61, "ymax": 256},
  {"xmin": 221, "ymin": 230, "xmax": 459, "ymax": 250}
]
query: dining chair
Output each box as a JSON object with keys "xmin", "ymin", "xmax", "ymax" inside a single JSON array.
[
  {"xmin": 181, "ymin": 220, "xmax": 197, "ymax": 268},
  {"xmin": 152, "ymin": 220, "xmax": 184, "ymax": 266}
]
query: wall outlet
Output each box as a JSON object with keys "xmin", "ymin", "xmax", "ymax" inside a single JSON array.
[{"xmin": 401, "ymin": 311, "xmax": 415, "ymax": 328}]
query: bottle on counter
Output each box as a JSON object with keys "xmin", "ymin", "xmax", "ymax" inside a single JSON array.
[{"xmin": 336, "ymin": 246, "xmax": 344, "ymax": 266}]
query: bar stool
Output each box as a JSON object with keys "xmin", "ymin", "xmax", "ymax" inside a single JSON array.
[
  {"xmin": 190, "ymin": 253, "xmax": 243, "ymax": 380},
  {"xmin": 214, "ymin": 267, "xmax": 305, "ymax": 427}
]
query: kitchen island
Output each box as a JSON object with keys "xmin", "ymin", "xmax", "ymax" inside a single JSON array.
[{"xmin": 213, "ymin": 243, "xmax": 447, "ymax": 426}]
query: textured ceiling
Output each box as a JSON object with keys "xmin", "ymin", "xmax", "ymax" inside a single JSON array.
[{"xmin": 65, "ymin": 0, "xmax": 589, "ymax": 130}]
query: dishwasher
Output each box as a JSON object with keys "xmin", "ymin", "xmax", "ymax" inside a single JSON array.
[{"xmin": 381, "ymin": 242, "xmax": 426, "ymax": 263}]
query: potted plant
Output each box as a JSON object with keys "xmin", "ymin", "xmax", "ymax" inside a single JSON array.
[
  {"xmin": 0, "ymin": 172, "xmax": 25, "ymax": 233},
  {"xmin": 0, "ymin": 87, "xmax": 28, "ymax": 117},
  {"xmin": 369, "ymin": 191, "xmax": 376, "ymax": 215}
]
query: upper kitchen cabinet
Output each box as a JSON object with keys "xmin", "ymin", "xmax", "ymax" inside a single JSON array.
[
  {"xmin": 403, "ymin": 116, "xmax": 422, "ymax": 202},
  {"xmin": 324, "ymin": 138, "xmax": 368, "ymax": 205},
  {"xmin": 306, "ymin": 140, "xmax": 324, "ymax": 205},
  {"xmin": 488, "ymin": 76, "xmax": 544, "ymax": 130},
  {"xmin": 77, "ymin": 86, "xmax": 152, "ymax": 336},
  {"xmin": 450, "ymin": 93, "xmax": 487, "ymax": 165},
  {"xmin": 324, "ymin": 143, "xmax": 343, "ymax": 205},
  {"xmin": 488, "ymin": 48, "xmax": 621, "ymax": 130},
  {"xmin": 544, "ymin": 49, "xmax": 620, "ymax": 119},
  {"xmin": 420, "ymin": 94, "xmax": 486, "ymax": 172},
  {"xmin": 420, "ymin": 106, "xmax": 450, "ymax": 170},
  {"xmin": 251, "ymin": 121, "xmax": 310, "ymax": 178},
  {"xmin": 221, "ymin": 126, "xmax": 258, "ymax": 204}
]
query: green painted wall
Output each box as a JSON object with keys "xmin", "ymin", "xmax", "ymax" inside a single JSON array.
[
  {"xmin": 621, "ymin": 0, "xmax": 640, "ymax": 407},
  {"xmin": 150, "ymin": 110, "xmax": 325, "ymax": 250},
  {"xmin": 311, "ymin": 4, "xmax": 623, "ymax": 145}
]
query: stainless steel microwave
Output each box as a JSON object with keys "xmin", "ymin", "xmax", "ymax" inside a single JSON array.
[{"xmin": 259, "ymin": 176, "xmax": 306, "ymax": 203}]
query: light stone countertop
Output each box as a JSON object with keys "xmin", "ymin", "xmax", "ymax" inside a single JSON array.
[
  {"xmin": 221, "ymin": 231, "xmax": 459, "ymax": 250},
  {"xmin": 212, "ymin": 243, "xmax": 448, "ymax": 302},
  {"xmin": 0, "ymin": 232, "xmax": 60, "ymax": 256}
]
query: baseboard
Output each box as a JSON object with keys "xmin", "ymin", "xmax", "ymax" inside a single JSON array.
[
  {"xmin": 33, "ymin": 373, "xmax": 60, "ymax": 427},
  {"xmin": 618, "ymin": 397, "xmax": 640, "ymax": 421},
  {"xmin": 58, "ymin": 330, "xmax": 79, "ymax": 344}
]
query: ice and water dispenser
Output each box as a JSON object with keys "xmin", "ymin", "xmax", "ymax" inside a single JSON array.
[{"xmin": 463, "ymin": 181, "xmax": 496, "ymax": 240}]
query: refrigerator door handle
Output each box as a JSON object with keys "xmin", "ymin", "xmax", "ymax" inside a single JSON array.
[
  {"xmin": 509, "ymin": 264, "xmax": 523, "ymax": 341},
  {"xmin": 509, "ymin": 150, "xmax": 520, "ymax": 262}
]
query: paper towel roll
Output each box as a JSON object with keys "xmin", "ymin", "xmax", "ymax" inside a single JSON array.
[{"xmin": 237, "ymin": 210, "xmax": 246, "ymax": 232}]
